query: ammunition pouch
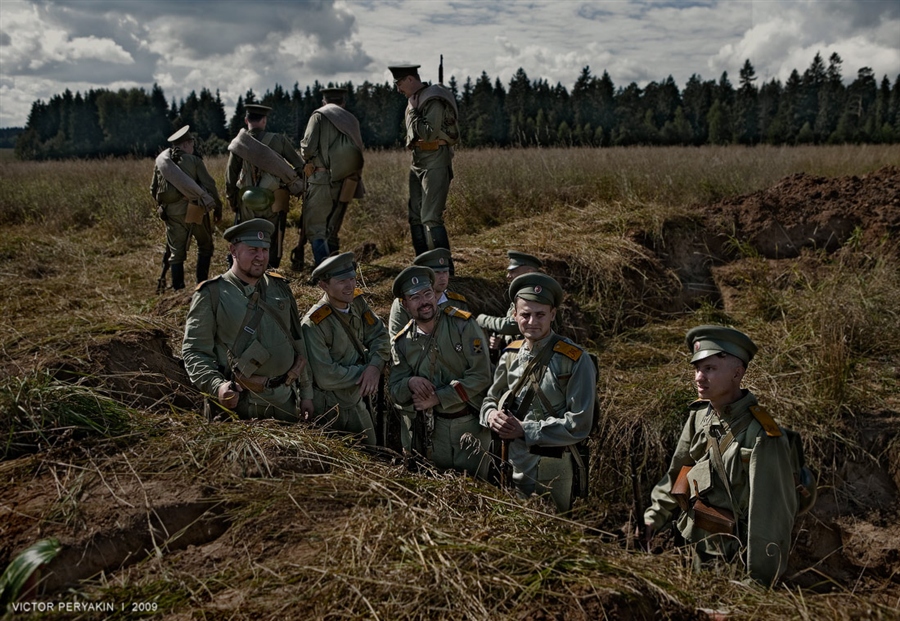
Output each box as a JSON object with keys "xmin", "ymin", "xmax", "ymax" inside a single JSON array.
[
  {"xmin": 185, "ymin": 202, "xmax": 206, "ymax": 224},
  {"xmin": 692, "ymin": 500, "xmax": 735, "ymax": 535},
  {"xmin": 338, "ymin": 174, "xmax": 359, "ymax": 203},
  {"xmin": 272, "ymin": 187, "xmax": 290, "ymax": 214},
  {"xmin": 233, "ymin": 340, "xmax": 271, "ymax": 377},
  {"xmin": 672, "ymin": 463, "xmax": 736, "ymax": 535}
]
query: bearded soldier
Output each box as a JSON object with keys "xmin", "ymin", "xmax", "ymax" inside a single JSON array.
[
  {"xmin": 150, "ymin": 125, "xmax": 222, "ymax": 290},
  {"xmin": 482, "ymin": 273, "xmax": 596, "ymax": 513},
  {"xmin": 182, "ymin": 219, "xmax": 314, "ymax": 421},
  {"xmin": 297, "ymin": 87, "xmax": 365, "ymax": 268},
  {"xmin": 226, "ymin": 104, "xmax": 305, "ymax": 269},
  {"xmin": 388, "ymin": 64, "xmax": 460, "ymax": 270},
  {"xmin": 302, "ymin": 252, "xmax": 390, "ymax": 445},
  {"xmin": 388, "ymin": 248, "xmax": 469, "ymax": 338},
  {"xmin": 390, "ymin": 266, "xmax": 491, "ymax": 476}
]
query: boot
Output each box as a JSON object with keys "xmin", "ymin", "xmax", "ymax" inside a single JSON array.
[
  {"xmin": 311, "ymin": 238, "xmax": 330, "ymax": 266},
  {"xmin": 428, "ymin": 225, "xmax": 454, "ymax": 276},
  {"xmin": 196, "ymin": 255, "xmax": 211, "ymax": 283},
  {"xmin": 410, "ymin": 224, "xmax": 429, "ymax": 256},
  {"xmin": 170, "ymin": 263, "xmax": 185, "ymax": 291}
]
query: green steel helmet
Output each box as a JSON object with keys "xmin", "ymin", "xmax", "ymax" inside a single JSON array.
[{"xmin": 241, "ymin": 187, "xmax": 274, "ymax": 213}]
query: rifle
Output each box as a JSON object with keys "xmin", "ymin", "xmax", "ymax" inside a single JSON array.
[
  {"xmin": 439, "ymin": 54, "xmax": 444, "ymax": 85},
  {"xmin": 156, "ymin": 245, "xmax": 171, "ymax": 294},
  {"xmin": 275, "ymin": 209, "xmax": 287, "ymax": 267},
  {"xmin": 291, "ymin": 224, "xmax": 306, "ymax": 271}
]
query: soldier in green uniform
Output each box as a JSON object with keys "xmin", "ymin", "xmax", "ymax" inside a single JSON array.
[
  {"xmin": 182, "ymin": 219, "xmax": 314, "ymax": 421},
  {"xmin": 482, "ymin": 273, "xmax": 596, "ymax": 513},
  {"xmin": 390, "ymin": 266, "xmax": 492, "ymax": 476},
  {"xmin": 150, "ymin": 125, "xmax": 223, "ymax": 290},
  {"xmin": 226, "ymin": 104, "xmax": 305, "ymax": 269},
  {"xmin": 302, "ymin": 252, "xmax": 390, "ymax": 445},
  {"xmin": 388, "ymin": 248, "xmax": 469, "ymax": 338},
  {"xmin": 388, "ymin": 64, "xmax": 460, "ymax": 266},
  {"xmin": 642, "ymin": 326, "xmax": 798, "ymax": 586},
  {"xmin": 475, "ymin": 251, "xmax": 544, "ymax": 356},
  {"xmin": 299, "ymin": 87, "xmax": 365, "ymax": 266}
]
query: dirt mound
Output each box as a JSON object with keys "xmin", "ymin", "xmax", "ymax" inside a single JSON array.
[{"xmin": 709, "ymin": 166, "xmax": 900, "ymax": 257}]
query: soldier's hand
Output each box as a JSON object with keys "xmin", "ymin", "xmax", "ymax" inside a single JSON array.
[
  {"xmin": 412, "ymin": 393, "xmax": 440, "ymax": 410},
  {"xmin": 488, "ymin": 408, "xmax": 524, "ymax": 440},
  {"xmin": 217, "ymin": 381, "xmax": 242, "ymax": 409},
  {"xmin": 357, "ymin": 364, "xmax": 381, "ymax": 398},
  {"xmin": 488, "ymin": 335, "xmax": 504, "ymax": 350},
  {"xmin": 407, "ymin": 376, "xmax": 435, "ymax": 401},
  {"xmin": 299, "ymin": 399, "xmax": 314, "ymax": 421}
]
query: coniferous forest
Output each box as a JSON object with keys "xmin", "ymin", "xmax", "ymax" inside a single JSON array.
[{"xmin": 12, "ymin": 52, "xmax": 900, "ymax": 160}]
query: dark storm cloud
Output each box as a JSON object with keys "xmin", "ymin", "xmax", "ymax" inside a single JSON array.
[
  {"xmin": 820, "ymin": 0, "xmax": 900, "ymax": 29},
  {"xmin": 0, "ymin": 32, "xmax": 11, "ymax": 46}
]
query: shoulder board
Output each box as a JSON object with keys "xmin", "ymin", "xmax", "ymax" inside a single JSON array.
[
  {"xmin": 443, "ymin": 306, "xmax": 472, "ymax": 320},
  {"xmin": 266, "ymin": 270, "xmax": 287, "ymax": 281},
  {"xmin": 353, "ymin": 287, "xmax": 364, "ymax": 297},
  {"xmin": 194, "ymin": 275, "xmax": 222, "ymax": 292},
  {"xmin": 503, "ymin": 339, "xmax": 524, "ymax": 353},
  {"xmin": 393, "ymin": 318, "xmax": 415, "ymax": 342},
  {"xmin": 363, "ymin": 309, "xmax": 377, "ymax": 326},
  {"xmin": 310, "ymin": 305, "xmax": 333, "ymax": 325},
  {"xmin": 553, "ymin": 340, "xmax": 583, "ymax": 362},
  {"xmin": 446, "ymin": 290, "xmax": 467, "ymax": 303},
  {"xmin": 688, "ymin": 399, "xmax": 709, "ymax": 410},
  {"xmin": 750, "ymin": 405, "xmax": 782, "ymax": 437}
]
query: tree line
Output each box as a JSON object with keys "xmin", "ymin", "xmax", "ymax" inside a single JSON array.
[{"xmin": 13, "ymin": 52, "xmax": 899, "ymax": 160}]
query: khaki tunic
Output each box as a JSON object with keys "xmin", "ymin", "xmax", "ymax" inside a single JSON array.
[
  {"xmin": 150, "ymin": 148, "xmax": 221, "ymax": 263},
  {"xmin": 300, "ymin": 109, "xmax": 364, "ymax": 243},
  {"xmin": 480, "ymin": 333, "xmax": 596, "ymax": 512},
  {"xmin": 405, "ymin": 87, "xmax": 459, "ymax": 229},
  {"xmin": 181, "ymin": 270, "xmax": 313, "ymax": 421},
  {"xmin": 390, "ymin": 306, "xmax": 491, "ymax": 475},
  {"xmin": 388, "ymin": 290, "xmax": 470, "ymax": 338},
  {"xmin": 644, "ymin": 390, "xmax": 798, "ymax": 585},
  {"xmin": 302, "ymin": 291, "xmax": 390, "ymax": 445}
]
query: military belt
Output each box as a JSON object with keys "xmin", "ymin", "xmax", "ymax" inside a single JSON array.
[
  {"xmin": 414, "ymin": 139, "xmax": 448, "ymax": 150},
  {"xmin": 529, "ymin": 445, "xmax": 566, "ymax": 458},
  {"xmin": 434, "ymin": 409, "xmax": 469, "ymax": 420}
]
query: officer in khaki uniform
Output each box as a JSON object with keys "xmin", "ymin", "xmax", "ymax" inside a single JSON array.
[
  {"xmin": 475, "ymin": 251, "xmax": 544, "ymax": 355},
  {"xmin": 389, "ymin": 64, "xmax": 460, "ymax": 266},
  {"xmin": 182, "ymin": 219, "xmax": 314, "ymax": 421},
  {"xmin": 482, "ymin": 273, "xmax": 596, "ymax": 513},
  {"xmin": 643, "ymin": 326, "xmax": 798, "ymax": 586},
  {"xmin": 390, "ymin": 266, "xmax": 492, "ymax": 476},
  {"xmin": 302, "ymin": 252, "xmax": 390, "ymax": 445},
  {"xmin": 388, "ymin": 248, "xmax": 469, "ymax": 338},
  {"xmin": 150, "ymin": 125, "xmax": 223, "ymax": 289},
  {"xmin": 299, "ymin": 87, "xmax": 365, "ymax": 266},
  {"xmin": 225, "ymin": 104, "xmax": 304, "ymax": 269}
]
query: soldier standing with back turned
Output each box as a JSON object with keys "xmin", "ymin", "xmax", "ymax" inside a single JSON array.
[
  {"xmin": 226, "ymin": 104, "xmax": 305, "ymax": 269},
  {"xmin": 388, "ymin": 63, "xmax": 460, "ymax": 270},
  {"xmin": 150, "ymin": 125, "xmax": 222, "ymax": 290},
  {"xmin": 298, "ymin": 87, "xmax": 365, "ymax": 267}
]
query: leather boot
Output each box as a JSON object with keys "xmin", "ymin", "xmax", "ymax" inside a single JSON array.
[
  {"xmin": 311, "ymin": 238, "xmax": 330, "ymax": 266},
  {"xmin": 428, "ymin": 226, "xmax": 454, "ymax": 276},
  {"xmin": 410, "ymin": 224, "xmax": 429, "ymax": 256},
  {"xmin": 196, "ymin": 255, "xmax": 211, "ymax": 283},
  {"xmin": 170, "ymin": 263, "xmax": 185, "ymax": 291}
]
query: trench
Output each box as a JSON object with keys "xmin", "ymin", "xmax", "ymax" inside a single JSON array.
[{"xmin": 37, "ymin": 501, "xmax": 232, "ymax": 595}]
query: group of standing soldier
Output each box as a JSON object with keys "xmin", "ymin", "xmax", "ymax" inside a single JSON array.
[{"xmin": 162, "ymin": 62, "xmax": 807, "ymax": 587}]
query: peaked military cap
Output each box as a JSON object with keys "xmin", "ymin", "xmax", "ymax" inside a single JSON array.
[
  {"xmin": 321, "ymin": 87, "xmax": 347, "ymax": 101},
  {"xmin": 388, "ymin": 64, "xmax": 421, "ymax": 81},
  {"xmin": 312, "ymin": 252, "xmax": 357, "ymax": 282},
  {"xmin": 509, "ymin": 273, "xmax": 563, "ymax": 308},
  {"xmin": 167, "ymin": 125, "xmax": 192, "ymax": 144},
  {"xmin": 393, "ymin": 265, "xmax": 436, "ymax": 298},
  {"xmin": 244, "ymin": 104, "xmax": 272, "ymax": 117},
  {"xmin": 507, "ymin": 250, "xmax": 543, "ymax": 271},
  {"xmin": 414, "ymin": 248, "xmax": 452, "ymax": 272},
  {"xmin": 685, "ymin": 325, "xmax": 758, "ymax": 365},
  {"xmin": 224, "ymin": 218, "xmax": 274, "ymax": 248}
]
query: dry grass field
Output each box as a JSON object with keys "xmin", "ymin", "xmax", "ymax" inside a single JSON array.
[{"xmin": 1, "ymin": 145, "xmax": 899, "ymax": 619}]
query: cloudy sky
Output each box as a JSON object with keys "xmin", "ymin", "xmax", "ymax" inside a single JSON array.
[{"xmin": 0, "ymin": 0, "xmax": 898, "ymax": 128}]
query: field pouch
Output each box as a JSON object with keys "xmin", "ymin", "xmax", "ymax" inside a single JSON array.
[
  {"xmin": 233, "ymin": 340, "xmax": 271, "ymax": 377},
  {"xmin": 338, "ymin": 175, "xmax": 359, "ymax": 203},
  {"xmin": 692, "ymin": 499, "xmax": 735, "ymax": 535},
  {"xmin": 185, "ymin": 202, "xmax": 206, "ymax": 224},
  {"xmin": 272, "ymin": 187, "xmax": 290, "ymax": 213},
  {"xmin": 671, "ymin": 465, "xmax": 693, "ymax": 512}
]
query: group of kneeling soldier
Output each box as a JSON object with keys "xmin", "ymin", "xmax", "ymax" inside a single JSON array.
[{"xmin": 182, "ymin": 218, "xmax": 812, "ymax": 587}]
